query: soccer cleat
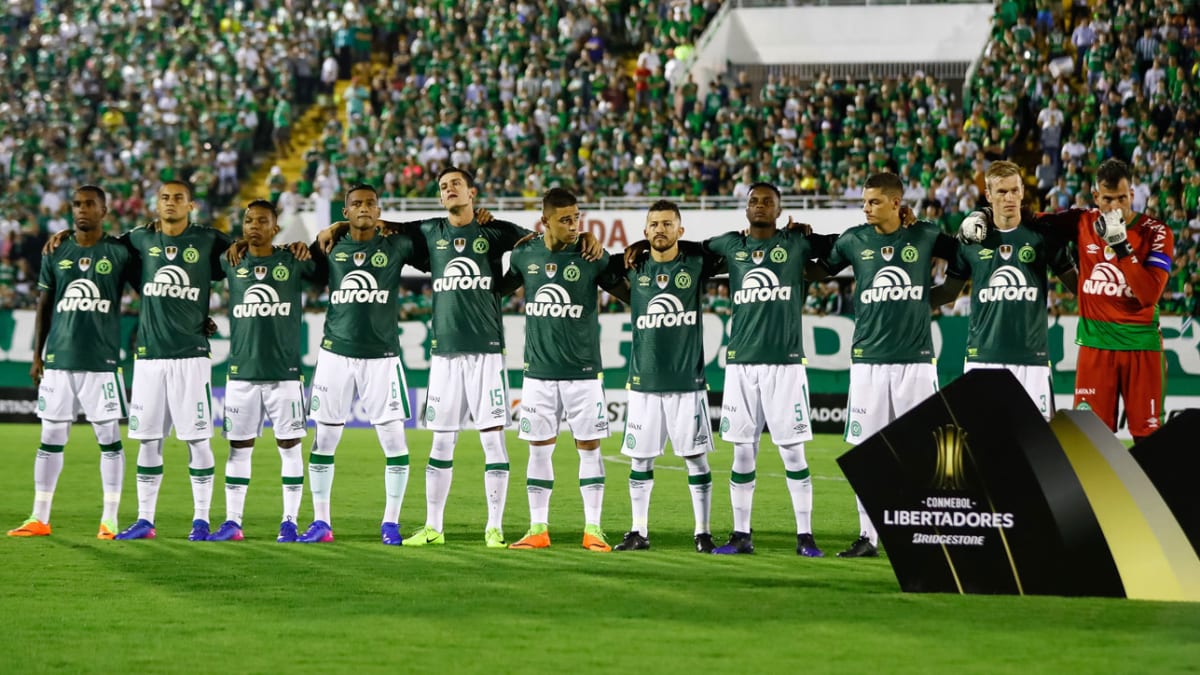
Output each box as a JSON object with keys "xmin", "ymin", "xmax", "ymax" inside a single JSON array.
[
  {"xmin": 694, "ymin": 532, "xmax": 716, "ymax": 554},
  {"xmin": 613, "ymin": 530, "xmax": 650, "ymax": 551},
  {"xmin": 188, "ymin": 520, "xmax": 211, "ymax": 541},
  {"xmin": 381, "ymin": 522, "xmax": 404, "ymax": 546},
  {"xmin": 115, "ymin": 519, "xmax": 156, "ymax": 540},
  {"xmin": 404, "ymin": 525, "xmax": 444, "ymax": 546},
  {"xmin": 277, "ymin": 521, "xmax": 299, "ymax": 543},
  {"xmin": 208, "ymin": 521, "xmax": 244, "ymax": 542},
  {"xmin": 7, "ymin": 518, "xmax": 51, "ymax": 537},
  {"xmin": 97, "ymin": 520, "xmax": 118, "ymax": 540},
  {"xmin": 297, "ymin": 520, "xmax": 334, "ymax": 543},
  {"xmin": 712, "ymin": 531, "xmax": 754, "ymax": 555},
  {"xmin": 797, "ymin": 533, "xmax": 825, "ymax": 558},
  {"xmin": 509, "ymin": 524, "xmax": 551, "ymax": 549},
  {"xmin": 484, "ymin": 527, "xmax": 507, "ymax": 548},
  {"xmin": 581, "ymin": 525, "xmax": 611, "ymax": 552},
  {"xmin": 837, "ymin": 536, "xmax": 879, "ymax": 558}
]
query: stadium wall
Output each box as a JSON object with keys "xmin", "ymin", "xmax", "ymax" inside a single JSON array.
[{"xmin": 0, "ymin": 312, "xmax": 1195, "ymax": 437}]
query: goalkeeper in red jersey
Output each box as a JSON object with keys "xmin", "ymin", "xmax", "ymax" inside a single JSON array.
[{"xmin": 961, "ymin": 159, "xmax": 1174, "ymax": 441}]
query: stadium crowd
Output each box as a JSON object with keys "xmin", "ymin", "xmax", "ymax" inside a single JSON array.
[{"xmin": 0, "ymin": 0, "xmax": 1197, "ymax": 316}]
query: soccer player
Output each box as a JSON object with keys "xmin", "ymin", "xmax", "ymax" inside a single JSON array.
[
  {"xmin": 8, "ymin": 186, "xmax": 137, "ymax": 539},
  {"xmin": 705, "ymin": 182, "xmax": 829, "ymax": 557},
  {"xmin": 931, "ymin": 161, "xmax": 1078, "ymax": 421},
  {"xmin": 820, "ymin": 172, "xmax": 961, "ymax": 558},
  {"xmin": 612, "ymin": 200, "xmax": 724, "ymax": 553},
  {"xmin": 113, "ymin": 180, "xmax": 235, "ymax": 541},
  {"xmin": 982, "ymin": 159, "xmax": 1174, "ymax": 441},
  {"xmin": 209, "ymin": 200, "xmax": 317, "ymax": 543},
  {"xmin": 297, "ymin": 184, "xmax": 422, "ymax": 545},
  {"xmin": 499, "ymin": 188, "xmax": 629, "ymax": 552}
]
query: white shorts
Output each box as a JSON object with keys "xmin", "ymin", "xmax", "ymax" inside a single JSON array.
[
  {"xmin": 37, "ymin": 369, "xmax": 127, "ymax": 423},
  {"xmin": 845, "ymin": 363, "xmax": 938, "ymax": 445},
  {"xmin": 963, "ymin": 362, "xmax": 1054, "ymax": 420},
  {"xmin": 424, "ymin": 353, "xmax": 510, "ymax": 431},
  {"xmin": 310, "ymin": 349, "xmax": 410, "ymax": 425},
  {"xmin": 129, "ymin": 357, "xmax": 213, "ymax": 441},
  {"xmin": 518, "ymin": 377, "xmax": 609, "ymax": 442},
  {"xmin": 224, "ymin": 379, "xmax": 308, "ymax": 441},
  {"xmin": 621, "ymin": 390, "xmax": 714, "ymax": 459},
  {"xmin": 720, "ymin": 363, "xmax": 813, "ymax": 445}
]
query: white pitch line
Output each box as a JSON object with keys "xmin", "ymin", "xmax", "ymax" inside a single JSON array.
[{"xmin": 602, "ymin": 454, "xmax": 848, "ymax": 481}]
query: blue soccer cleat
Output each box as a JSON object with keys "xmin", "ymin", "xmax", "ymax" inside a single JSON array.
[
  {"xmin": 797, "ymin": 533, "xmax": 825, "ymax": 558},
  {"xmin": 114, "ymin": 519, "xmax": 156, "ymax": 540},
  {"xmin": 712, "ymin": 531, "xmax": 754, "ymax": 555},
  {"xmin": 381, "ymin": 522, "xmax": 403, "ymax": 546},
  {"xmin": 208, "ymin": 520, "xmax": 244, "ymax": 541},
  {"xmin": 297, "ymin": 520, "xmax": 334, "ymax": 543},
  {"xmin": 188, "ymin": 520, "xmax": 211, "ymax": 541},
  {"xmin": 277, "ymin": 521, "xmax": 299, "ymax": 543}
]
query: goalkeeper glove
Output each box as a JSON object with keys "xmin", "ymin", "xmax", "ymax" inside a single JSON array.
[
  {"xmin": 957, "ymin": 210, "xmax": 989, "ymax": 244},
  {"xmin": 1095, "ymin": 209, "xmax": 1132, "ymax": 258}
]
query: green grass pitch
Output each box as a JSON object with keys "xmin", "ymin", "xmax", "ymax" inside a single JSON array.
[{"xmin": 1, "ymin": 425, "xmax": 1198, "ymax": 673}]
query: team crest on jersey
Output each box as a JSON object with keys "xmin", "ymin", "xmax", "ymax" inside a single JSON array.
[
  {"xmin": 564, "ymin": 264, "xmax": 580, "ymax": 282},
  {"xmin": 770, "ymin": 247, "xmax": 787, "ymax": 263},
  {"xmin": 675, "ymin": 271, "xmax": 692, "ymax": 289},
  {"xmin": 273, "ymin": 265, "xmax": 289, "ymax": 281},
  {"xmin": 96, "ymin": 258, "xmax": 112, "ymax": 275},
  {"xmin": 353, "ymin": 251, "xmax": 366, "ymax": 267},
  {"xmin": 165, "ymin": 246, "xmax": 178, "ymax": 261},
  {"xmin": 1103, "ymin": 246, "xmax": 1116, "ymax": 261},
  {"xmin": 254, "ymin": 265, "xmax": 267, "ymax": 280},
  {"xmin": 881, "ymin": 246, "xmax": 894, "ymax": 261},
  {"xmin": 545, "ymin": 263, "xmax": 558, "ymax": 278},
  {"xmin": 79, "ymin": 258, "xmax": 91, "ymax": 272},
  {"xmin": 901, "ymin": 245, "xmax": 918, "ymax": 263},
  {"xmin": 751, "ymin": 250, "xmax": 765, "ymax": 265},
  {"xmin": 473, "ymin": 237, "xmax": 489, "ymax": 254},
  {"xmin": 1019, "ymin": 245, "xmax": 1036, "ymax": 263},
  {"xmin": 453, "ymin": 238, "xmax": 467, "ymax": 253},
  {"xmin": 655, "ymin": 274, "xmax": 669, "ymax": 289},
  {"xmin": 999, "ymin": 244, "xmax": 1013, "ymax": 260},
  {"xmin": 183, "ymin": 247, "xmax": 199, "ymax": 264},
  {"xmin": 371, "ymin": 251, "xmax": 388, "ymax": 267}
]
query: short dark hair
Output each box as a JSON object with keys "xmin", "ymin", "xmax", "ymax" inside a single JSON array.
[
  {"xmin": 543, "ymin": 187, "xmax": 577, "ymax": 212},
  {"xmin": 344, "ymin": 183, "xmax": 378, "ymax": 202},
  {"xmin": 161, "ymin": 179, "xmax": 193, "ymax": 200},
  {"xmin": 647, "ymin": 199, "xmax": 681, "ymax": 220},
  {"xmin": 864, "ymin": 172, "xmax": 904, "ymax": 198},
  {"xmin": 75, "ymin": 185, "xmax": 107, "ymax": 204},
  {"xmin": 1095, "ymin": 158, "xmax": 1132, "ymax": 190},
  {"xmin": 748, "ymin": 182, "xmax": 781, "ymax": 201},
  {"xmin": 244, "ymin": 199, "xmax": 278, "ymax": 220},
  {"xmin": 437, "ymin": 166, "xmax": 476, "ymax": 189}
]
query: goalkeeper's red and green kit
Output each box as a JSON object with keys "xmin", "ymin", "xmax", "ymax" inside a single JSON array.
[{"xmin": 1034, "ymin": 209, "xmax": 1174, "ymax": 436}]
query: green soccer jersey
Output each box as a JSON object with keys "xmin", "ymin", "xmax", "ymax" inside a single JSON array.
[
  {"xmin": 824, "ymin": 221, "xmax": 958, "ymax": 364},
  {"xmin": 322, "ymin": 232, "xmax": 416, "ymax": 359},
  {"xmin": 422, "ymin": 218, "xmax": 531, "ymax": 355},
  {"xmin": 705, "ymin": 229, "xmax": 815, "ymax": 364},
  {"xmin": 37, "ymin": 235, "xmax": 136, "ymax": 371},
  {"xmin": 222, "ymin": 249, "xmax": 317, "ymax": 381},
  {"xmin": 504, "ymin": 236, "xmax": 623, "ymax": 380},
  {"xmin": 126, "ymin": 224, "xmax": 232, "ymax": 360},
  {"xmin": 948, "ymin": 226, "xmax": 1059, "ymax": 365},
  {"xmin": 624, "ymin": 243, "xmax": 724, "ymax": 392}
]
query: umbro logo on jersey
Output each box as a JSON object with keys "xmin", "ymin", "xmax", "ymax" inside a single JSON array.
[
  {"xmin": 978, "ymin": 266, "xmax": 1038, "ymax": 303},
  {"xmin": 432, "ymin": 257, "xmax": 492, "ymax": 292},
  {"xmin": 526, "ymin": 283, "xmax": 583, "ymax": 318},
  {"xmin": 56, "ymin": 279, "xmax": 112, "ymax": 313},
  {"xmin": 860, "ymin": 266, "xmax": 923, "ymax": 304},
  {"xmin": 635, "ymin": 293, "xmax": 697, "ymax": 329},
  {"xmin": 733, "ymin": 268, "xmax": 792, "ymax": 304},
  {"xmin": 331, "ymin": 270, "xmax": 390, "ymax": 304},
  {"xmin": 1082, "ymin": 262, "xmax": 1134, "ymax": 298},
  {"xmin": 232, "ymin": 283, "xmax": 293, "ymax": 318},
  {"xmin": 142, "ymin": 265, "xmax": 200, "ymax": 300}
]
